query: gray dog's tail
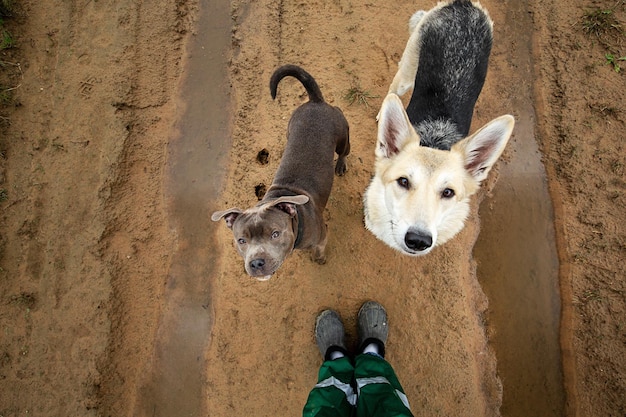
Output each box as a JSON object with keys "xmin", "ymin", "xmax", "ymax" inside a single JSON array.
[{"xmin": 270, "ymin": 65, "xmax": 324, "ymax": 103}]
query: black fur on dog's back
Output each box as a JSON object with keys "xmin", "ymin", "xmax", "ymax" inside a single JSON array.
[
  {"xmin": 270, "ymin": 64, "xmax": 325, "ymax": 103},
  {"xmin": 407, "ymin": 0, "xmax": 492, "ymax": 150}
]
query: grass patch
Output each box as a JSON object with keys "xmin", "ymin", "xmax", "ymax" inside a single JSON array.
[
  {"xmin": 0, "ymin": 26, "xmax": 14, "ymax": 50},
  {"xmin": 0, "ymin": 88, "xmax": 11, "ymax": 104},
  {"xmin": 605, "ymin": 53, "xmax": 626, "ymax": 72},
  {"xmin": 0, "ymin": 2, "xmax": 14, "ymax": 17},
  {"xmin": 0, "ymin": 0, "xmax": 16, "ymax": 51},
  {"xmin": 343, "ymin": 83, "xmax": 378, "ymax": 108},
  {"xmin": 581, "ymin": 5, "xmax": 625, "ymax": 69},
  {"xmin": 0, "ymin": 3, "xmax": 22, "ymax": 125},
  {"xmin": 581, "ymin": 8, "xmax": 622, "ymax": 39}
]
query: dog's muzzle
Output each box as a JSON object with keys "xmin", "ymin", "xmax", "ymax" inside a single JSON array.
[{"xmin": 248, "ymin": 257, "xmax": 278, "ymax": 279}]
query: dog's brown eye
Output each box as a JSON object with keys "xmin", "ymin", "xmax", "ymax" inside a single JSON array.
[
  {"xmin": 237, "ymin": 238, "xmax": 247, "ymax": 245},
  {"xmin": 271, "ymin": 231, "xmax": 280, "ymax": 239},
  {"xmin": 441, "ymin": 188, "xmax": 455, "ymax": 198},
  {"xmin": 397, "ymin": 177, "xmax": 410, "ymax": 189}
]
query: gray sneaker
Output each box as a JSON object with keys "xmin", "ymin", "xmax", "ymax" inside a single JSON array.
[
  {"xmin": 358, "ymin": 301, "xmax": 388, "ymax": 356},
  {"xmin": 315, "ymin": 310, "xmax": 347, "ymax": 360}
]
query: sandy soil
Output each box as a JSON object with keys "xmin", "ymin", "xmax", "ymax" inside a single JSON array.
[{"xmin": 0, "ymin": 0, "xmax": 624, "ymax": 416}]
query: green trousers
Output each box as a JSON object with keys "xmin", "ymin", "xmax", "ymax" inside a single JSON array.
[{"xmin": 303, "ymin": 353, "xmax": 414, "ymax": 417}]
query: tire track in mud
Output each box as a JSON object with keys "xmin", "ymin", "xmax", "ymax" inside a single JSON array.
[
  {"xmin": 129, "ymin": 0, "xmax": 231, "ymax": 415},
  {"xmin": 94, "ymin": 0, "xmax": 195, "ymax": 415},
  {"xmin": 473, "ymin": 2, "xmax": 565, "ymax": 416},
  {"xmin": 529, "ymin": 2, "xmax": 579, "ymax": 414}
]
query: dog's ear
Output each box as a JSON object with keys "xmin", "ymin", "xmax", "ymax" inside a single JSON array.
[
  {"xmin": 455, "ymin": 115, "xmax": 515, "ymax": 182},
  {"xmin": 211, "ymin": 208, "xmax": 244, "ymax": 229},
  {"xmin": 376, "ymin": 94, "xmax": 415, "ymax": 158},
  {"xmin": 268, "ymin": 195, "xmax": 309, "ymax": 217}
]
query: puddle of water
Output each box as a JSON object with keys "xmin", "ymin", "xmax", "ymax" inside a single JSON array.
[
  {"xmin": 133, "ymin": 0, "xmax": 231, "ymax": 416},
  {"xmin": 475, "ymin": 113, "xmax": 564, "ymax": 417},
  {"xmin": 474, "ymin": 2, "xmax": 565, "ymax": 415}
]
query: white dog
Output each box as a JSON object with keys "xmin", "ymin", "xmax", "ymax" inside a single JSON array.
[{"xmin": 364, "ymin": 0, "xmax": 515, "ymax": 256}]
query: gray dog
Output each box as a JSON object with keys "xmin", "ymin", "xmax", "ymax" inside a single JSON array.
[{"xmin": 212, "ymin": 65, "xmax": 350, "ymax": 280}]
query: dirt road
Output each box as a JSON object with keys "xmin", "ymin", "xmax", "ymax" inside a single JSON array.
[{"xmin": 0, "ymin": 0, "xmax": 623, "ymax": 416}]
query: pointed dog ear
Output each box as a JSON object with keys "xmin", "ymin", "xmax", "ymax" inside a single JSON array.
[
  {"xmin": 376, "ymin": 94, "xmax": 416, "ymax": 158},
  {"xmin": 267, "ymin": 195, "xmax": 309, "ymax": 217},
  {"xmin": 211, "ymin": 208, "xmax": 244, "ymax": 229},
  {"xmin": 454, "ymin": 115, "xmax": 515, "ymax": 182}
]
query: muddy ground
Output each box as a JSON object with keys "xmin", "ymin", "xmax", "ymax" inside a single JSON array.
[{"xmin": 0, "ymin": 0, "xmax": 624, "ymax": 416}]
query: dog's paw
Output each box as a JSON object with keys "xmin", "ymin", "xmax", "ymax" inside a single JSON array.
[
  {"xmin": 311, "ymin": 248, "xmax": 327, "ymax": 264},
  {"xmin": 335, "ymin": 158, "xmax": 348, "ymax": 176}
]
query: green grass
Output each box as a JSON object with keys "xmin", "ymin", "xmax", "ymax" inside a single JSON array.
[
  {"xmin": 605, "ymin": 53, "xmax": 626, "ymax": 72},
  {"xmin": 343, "ymin": 83, "xmax": 378, "ymax": 108},
  {"xmin": 0, "ymin": 27, "xmax": 14, "ymax": 50},
  {"xmin": 581, "ymin": 6, "xmax": 625, "ymax": 75},
  {"xmin": 580, "ymin": 6, "xmax": 624, "ymax": 48},
  {"xmin": 0, "ymin": 0, "xmax": 15, "ymax": 17},
  {"xmin": 582, "ymin": 8, "xmax": 621, "ymax": 38},
  {"xmin": 0, "ymin": 6, "xmax": 20, "ymax": 123},
  {"xmin": 0, "ymin": 89, "xmax": 10, "ymax": 103}
]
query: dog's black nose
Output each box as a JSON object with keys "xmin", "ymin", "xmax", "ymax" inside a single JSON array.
[
  {"xmin": 250, "ymin": 259, "xmax": 266, "ymax": 271},
  {"xmin": 405, "ymin": 231, "xmax": 432, "ymax": 251}
]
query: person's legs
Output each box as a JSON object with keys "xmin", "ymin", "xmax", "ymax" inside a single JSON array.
[
  {"xmin": 354, "ymin": 354, "xmax": 413, "ymax": 417},
  {"xmin": 354, "ymin": 302, "xmax": 413, "ymax": 417},
  {"xmin": 303, "ymin": 310, "xmax": 356, "ymax": 417}
]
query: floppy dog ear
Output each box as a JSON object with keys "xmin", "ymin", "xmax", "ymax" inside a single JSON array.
[
  {"xmin": 455, "ymin": 115, "xmax": 515, "ymax": 182},
  {"xmin": 211, "ymin": 208, "xmax": 244, "ymax": 229},
  {"xmin": 267, "ymin": 195, "xmax": 309, "ymax": 217},
  {"xmin": 376, "ymin": 94, "xmax": 416, "ymax": 158}
]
